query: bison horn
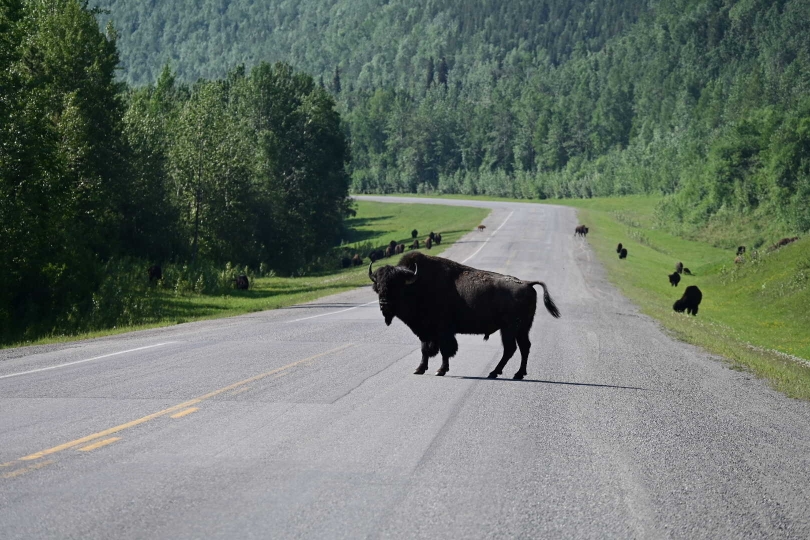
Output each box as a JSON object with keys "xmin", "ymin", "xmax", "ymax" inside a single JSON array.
[
  {"xmin": 404, "ymin": 263, "xmax": 418, "ymax": 285},
  {"xmin": 368, "ymin": 261, "xmax": 376, "ymax": 283}
]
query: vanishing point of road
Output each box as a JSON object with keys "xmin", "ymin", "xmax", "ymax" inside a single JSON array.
[{"xmin": 2, "ymin": 197, "xmax": 809, "ymax": 538}]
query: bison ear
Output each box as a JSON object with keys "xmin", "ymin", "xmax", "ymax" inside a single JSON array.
[
  {"xmin": 404, "ymin": 263, "xmax": 418, "ymax": 285},
  {"xmin": 368, "ymin": 262, "xmax": 376, "ymax": 283}
]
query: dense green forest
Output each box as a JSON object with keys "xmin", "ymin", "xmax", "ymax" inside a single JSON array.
[
  {"xmin": 93, "ymin": 0, "xmax": 810, "ymax": 237},
  {"xmin": 0, "ymin": 0, "xmax": 351, "ymax": 341}
]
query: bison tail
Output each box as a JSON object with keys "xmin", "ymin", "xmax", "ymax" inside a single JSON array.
[{"xmin": 528, "ymin": 282, "xmax": 561, "ymax": 319}]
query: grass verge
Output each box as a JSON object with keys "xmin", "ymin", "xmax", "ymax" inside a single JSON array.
[{"xmin": 6, "ymin": 200, "xmax": 489, "ymax": 349}]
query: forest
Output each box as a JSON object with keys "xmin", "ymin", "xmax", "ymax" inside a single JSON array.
[
  {"xmin": 92, "ymin": 0, "xmax": 810, "ymax": 237},
  {"xmin": 0, "ymin": 0, "xmax": 351, "ymax": 341}
]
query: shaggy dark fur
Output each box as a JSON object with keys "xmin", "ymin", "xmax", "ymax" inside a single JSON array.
[
  {"xmin": 477, "ymin": 225, "xmax": 486, "ymax": 231},
  {"xmin": 235, "ymin": 275, "xmax": 249, "ymax": 290},
  {"xmin": 668, "ymin": 272, "xmax": 681, "ymax": 287},
  {"xmin": 673, "ymin": 285, "xmax": 702, "ymax": 316},
  {"xmin": 574, "ymin": 225, "xmax": 589, "ymax": 237},
  {"xmin": 147, "ymin": 265, "xmax": 162, "ymax": 282},
  {"xmin": 369, "ymin": 252, "xmax": 561, "ymax": 379},
  {"xmin": 737, "ymin": 246, "xmax": 746, "ymax": 256},
  {"xmin": 675, "ymin": 261, "xmax": 683, "ymax": 274},
  {"xmin": 616, "ymin": 243, "xmax": 623, "ymax": 254},
  {"xmin": 425, "ymin": 237, "xmax": 433, "ymax": 250},
  {"xmin": 395, "ymin": 243, "xmax": 405, "ymax": 255},
  {"xmin": 619, "ymin": 248, "xmax": 628, "ymax": 259},
  {"xmin": 388, "ymin": 240, "xmax": 398, "ymax": 253},
  {"xmin": 411, "ymin": 239, "xmax": 420, "ymax": 250},
  {"xmin": 412, "ymin": 229, "xmax": 418, "ymax": 239},
  {"xmin": 435, "ymin": 233, "xmax": 442, "ymax": 245},
  {"xmin": 429, "ymin": 232, "xmax": 436, "ymax": 241},
  {"xmin": 385, "ymin": 246, "xmax": 394, "ymax": 258}
]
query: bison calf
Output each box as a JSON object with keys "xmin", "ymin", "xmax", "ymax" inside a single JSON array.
[
  {"xmin": 673, "ymin": 285, "xmax": 702, "ymax": 316},
  {"xmin": 668, "ymin": 272, "xmax": 681, "ymax": 287},
  {"xmin": 369, "ymin": 252, "xmax": 560, "ymax": 380},
  {"xmin": 619, "ymin": 248, "xmax": 628, "ymax": 259}
]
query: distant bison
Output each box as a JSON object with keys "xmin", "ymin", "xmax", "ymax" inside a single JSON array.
[
  {"xmin": 675, "ymin": 261, "xmax": 683, "ymax": 274},
  {"xmin": 147, "ymin": 265, "xmax": 162, "ymax": 282},
  {"xmin": 669, "ymin": 272, "xmax": 681, "ymax": 287},
  {"xmin": 737, "ymin": 246, "xmax": 746, "ymax": 256},
  {"xmin": 368, "ymin": 252, "xmax": 560, "ymax": 379},
  {"xmin": 619, "ymin": 248, "xmax": 628, "ymax": 259},
  {"xmin": 434, "ymin": 233, "xmax": 442, "ymax": 245},
  {"xmin": 385, "ymin": 246, "xmax": 394, "ymax": 258},
  {"xmin": 412, "ymin": 239, "xmax": 420, "ymax": 250},
  {"xmin": 368, "ymin": 249, "xmax": 385, "ymax": 262},
  {"xmin": 425, "ymin": 237, "xmax": 433, "ymax": 250},
  {"xmin": 388, "ymin": 240, "xmax": 398, "ymax": 253},
  {"xmin": 477, "ymin": 225, "xmax": 486, "ymax": 232},
  {"xmin": 352, "ymin": 254, "xmax": 363, "ymax": 266},
  {"xmin": 770, "ymin": 237, "xmax": 799, "ymax": 251},
  {"xmin": 235, "ymin": 275, "xmax": 249, "ymax": 290},
  {"xmin": 411, "ymin": 229, "xmax": 418, "ymax": 239},
  {"xmin": 429, "ymin": 232, "xmax": 436, "ymax": 241},
  {"xmin": 574, "ymin": 225, "xmax": 589, "ymax": 237},
  {"xmin": 683, "ymin": 268, "xmax": 692, "ymax": 275},
  {"xmin": 341, "ymin": 257, "xmax": 352, "ymax": 268},
  {"xmin": 616, "ymin": 243, "xmax": 623, "ymax": 254},
  {"xmin": 395, "ymin": 243, "xmax": 405, "ymax": 255},
  {"xmin": 673, "ymin": 285, "xmax": 702, "ymax": 316}
]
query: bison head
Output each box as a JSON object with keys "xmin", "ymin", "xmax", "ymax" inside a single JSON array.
[{"xmin": 368, "ymin": 262, "xmax": 417, "ymax": 325}]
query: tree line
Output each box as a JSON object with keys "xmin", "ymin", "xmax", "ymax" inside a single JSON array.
[{"xmin": 0, "ymin": 0, "xmax": 351, "ymax": 341}]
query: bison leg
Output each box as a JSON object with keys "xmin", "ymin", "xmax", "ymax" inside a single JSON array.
[
  {"xmin": 488, "ymin": 330, "xmax": 517, "ymax": 379},
  {"xmin": 415, "ymin": 340, "xmax": 439, "ymax": 375},
  {"xmin": 513, "ymin": 333, "xmax": 532, "ymax": 380},
  {"xmin": 435, "ymin": 334, "xmax": 458, "ymax": 376}
]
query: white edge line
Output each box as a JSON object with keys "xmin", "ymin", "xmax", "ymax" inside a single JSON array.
[
  {"xmin": 287, "ymin": 300, "xmax": 378, "ymax": 323},
  {"xmin": 461, "ymin": 210, "xmax": 514, "ymax": 264},
  {"xmin": 0, "ymin": 342, "xmax": 176, "ymax": 380},
  {"xmin": 288, "ymin": 209, "xmax": 514, "ymax": 324}
]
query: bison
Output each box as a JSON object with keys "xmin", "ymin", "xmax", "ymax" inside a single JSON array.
[
  {"xmin": 385, "ymin": 246, "xmax": 394, "ymax": 258},
  {"xmin": 395, "ymin": 243, "xmax": 405, "ymax": 255},
  {"xmin": 341, "ymin": 257, "xmax": 352, "ymax": 268},
  {"xmin": 675, "ymin": 261, "xmax": 683, "ymax": 274},
  {"xmin": 737, "ymin": 246, "xmax": 746, "ymax": 256},
  {"xmin": 147, "ymin": 265, "xmax": 162, "ymax": 282},
  {"xmin": 619, "ymin": 248, "xmax": 628, "ymax": 259},
  {"xmin": 235, "ymin": 275, "xmax": 249, "ymax": 290},
  {"xmin": 477, "ymin": 225, "xmax": 486, "ymax": 232},
  {"xmin": 771, "ymin": 237, "xmax": 799, "ymax": 251},
  {"xmin": 616, "ymin": 243, "xmax": 623, "ymax": 254},
  {"xmin": 368, "ymin": 252, "xmax": 560, "ymax": 379},
  {"xmin": 368, "ymin": 249, "xmax": 385, "ymax": 262},
  {"xmin": 412, "ymin": 239, "xmax": 420, "ymax": 250},
  {"xmin": 429, "ymin": 232, "xmax": 436, "ymax": 242},
  {"xmin": 435, "ymin": 233, "xmax": 442, "ymax": 245},
  {"xmin": 669, "ymin": 272, "xmax": 681, "ymax": 287},
  {"xmin": 683, "ymin": 267, "xmax": 692, "ymax": 275},
  {"xmin": 388, "ymin": 240, "xmax": 398, "ymax": 254},
  {"xmin": 352, "ymin": 254, "xmax": 363, "ymax": 266},
  {"xmin": 412, "ymin": 229, "xmax": 418, "ymax": 239},
  {"xmin": 574, "ymin": 225, "xmax": 589, "ymax": 237},
  {"xmin": 425, "ymin": 237, "xmax": 433, "ymax": 250},
  {"xmin": 673, "ymin": 285, "xmax": 702, "ymax": 316}
]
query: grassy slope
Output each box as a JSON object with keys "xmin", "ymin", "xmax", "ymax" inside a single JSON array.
[{"xmin": 10, "ymin": 201, "xmax": 488, "ymax": 348}]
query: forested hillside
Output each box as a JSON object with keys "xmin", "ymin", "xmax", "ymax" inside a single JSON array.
[{"xmin": 94, "ymin": 0, "xmax": 810, "ymax": 239}]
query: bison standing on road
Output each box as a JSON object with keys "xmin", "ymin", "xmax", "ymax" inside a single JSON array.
[
  {"xmin": 669, "ymin": 272, "xmax": 681, "ymax": 287},
  {"xmin": 477, "ymin": 225, "xmax": 486, "ymax": 232},
  {"xmin": 673, "ymin": 285, "xmax": 702, "ymax": 316},
  {"xmin": 369, "ymin": 252, "xmax": 561, "ymax": 379}
]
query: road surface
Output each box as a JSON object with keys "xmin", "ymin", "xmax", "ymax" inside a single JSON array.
[{"xmin": 1, "ymin": 196, "xmax": 809, "ymax": 539}]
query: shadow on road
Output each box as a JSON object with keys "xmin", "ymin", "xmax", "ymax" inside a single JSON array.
[{"xmin": 448, "ymin": 375, "xmax": 648, "ymax": 391}]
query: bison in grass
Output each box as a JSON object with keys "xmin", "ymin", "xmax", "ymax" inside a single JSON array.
[
  {"xmin": 616, "ymin": 243, "xmax": 623, "ymax": 254},
  {"xmin": 411, "ymin": 239, "xmax": 420, "ymax": 250},
  {"xmin": 770, "ymin": 237, "xmax": 799, "ymax": 251},
  {"xmin": 669, "ymin": 272, "xmax": 681, "ymax": 287},
  {"xmin": 369, "ymin": 252, "xmax": 561, "ymax": 379},
  {"xmin": 673, "ymin": 285, "xmax": 702, "ymax": 316},
  {"xmin": 341, "ymin": 257, "xmax": 352, "ymax": 268},
  {"xmin": 737, "ymin": 246, "xmax": 746, "ymax": 256},
  {"xmin": 675, "ymin": 261, "xmax": 683, "ymax": 274},
  {"xmin": 368, "ymin": 249, "xmax": 385, "ymax": 262},
  {"xmin": 425, "ymin": 237, "xmax": 433, "ymax": 250},
  {"xmin": 395, "ymin": 243, "xmax": 405, "ymax": 255},
  {"xmin": 352, "ymin": 254, "xmax": 363, "ymax": 266},
  {"xmin": 147, "ymin": 265, "xmax": 162, "ymax": 282},
  {"xmin": 619, "ymin": 248, "xmax": 628, "ymax": 259},
  {"xmin": 435, "ymin": 233, "xmax": 442, "ymax": 245},
  {"xmin": 385, "ymin": 246, "xmax": 394, "ymax": 258},
  {"xmin": 412, "ymin": 229, "xmax": 418, "ymax": 239},
  {"xmin": 235, "ymin": 275, "xmax": 250, "ymax": 290},
  {"xmin": 683, "ymin": 268, "xmax": 692, "ymax": 275}
]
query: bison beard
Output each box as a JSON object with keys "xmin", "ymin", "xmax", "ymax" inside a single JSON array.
[{"xmin": 369, "ymin": 252, "xmax": 561, "ymax": 380}]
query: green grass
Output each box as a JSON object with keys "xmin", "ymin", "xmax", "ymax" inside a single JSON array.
[{"xmin": 8, "ymin": 200, "xmax": 489, "ymax": 348}]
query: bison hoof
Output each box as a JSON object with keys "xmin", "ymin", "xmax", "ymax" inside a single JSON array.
[
  {"xmin": 435, "ymin": 369, "xmax": 448, "ymax": 376},
  {"xmin": 513, "ymin": 372, "xmax": 526, "ymax": 380},
  {"xmin": 487, "ymin": 371, "xmax": 499, "ymax": 379},
  {"xmin": 414, "ymin": 367, "xmax": 426, "ymax": 375}
]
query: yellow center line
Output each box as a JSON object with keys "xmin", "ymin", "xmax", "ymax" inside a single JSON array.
[
  {"xmin": 228, "ymin": 386, "xmax": 252, "ymax": 396},
  {"xmin": 78, "ymin": 437, "xmax": 120, "ymax": 452},
  {"xmin": 1, "ymin": 460, "xmax": 54, "ymax": 479},
  {"xmin": 17, "ymin": 343, "xmax": 354, "ymax": 462},
  {"xmin": 170, "ymin": 407, "xmax": 198, "ymax": 419}
]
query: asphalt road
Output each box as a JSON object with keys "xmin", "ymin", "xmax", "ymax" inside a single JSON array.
[{"xmin": 2, "ymin": 197, "xmax": 809, "ymax": 539}]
